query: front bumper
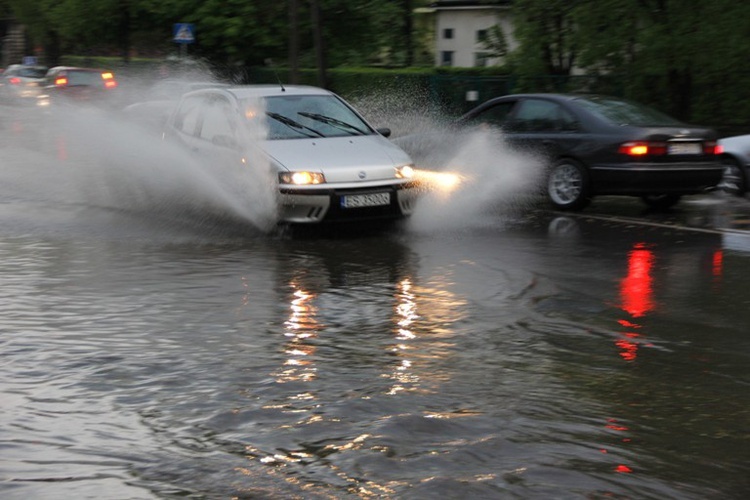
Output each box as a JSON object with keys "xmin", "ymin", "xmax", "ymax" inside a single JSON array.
[
  {"xmin": 279, "ymin": 182, "xmax": 420, "ymax": 224},
  {"xmin": 590, "ymin": 162, "xmax": 723, "ymax": 195}
]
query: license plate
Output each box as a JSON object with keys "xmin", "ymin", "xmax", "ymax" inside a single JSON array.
[
  {"xmin": 340, "ymin": 192, "xmax": 390, "ymax": 208},
  {"xmin": 668, "ymin": 142, "xmax": 701, "ymax": 155}
]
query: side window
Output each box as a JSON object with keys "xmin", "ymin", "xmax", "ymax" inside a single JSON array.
[
  {"xmin": 468, "ymin": 101, "xmax": 516, "ymax": 127},
  {"xmin": 510, "ymin": 99, "xmax": 578, "ymax": 132},
  {"xmin": 199, "ymin": 97, "xmax": 236, "ymax": 145},
  {"xmin": 174, "ymin": 95, "xmax": 203, "ymax": 136}
]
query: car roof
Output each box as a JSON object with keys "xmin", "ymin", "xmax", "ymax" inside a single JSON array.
[
  {"xmin": 194, "ymin": 84, "xmax": 335, "ymax": 99},
  {"xmin": 47, "ymin": 66, "xmax": 112, "ymax": 73},
  {"xmin": 485, "ymin": 93, "xmax": 611, "ymax": 103}
]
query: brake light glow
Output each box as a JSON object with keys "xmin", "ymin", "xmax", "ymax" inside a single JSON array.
[
  {"xmin": 9, "ymin": 77, "xmax": 21, "ymax": 85},
  {"xmin": 54, "ymin": 77, "xmax": 68, "ymax": 86},
  {"xmin": 703, "ymin": 141, "xmax": 719, "ymax": 155},
  {"xmin": 101, "ymin": 72, "xmax": 117, "ymax": 89},
  {"xmin": 715, "ymin": 144, "xmax": 724, "ymax": 155},
  {"xmin": 618, "ymin": 142, "xmax": 667, "ymax": 156}
]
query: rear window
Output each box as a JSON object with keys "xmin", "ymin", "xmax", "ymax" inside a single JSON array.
[
  {"xmin": 575, "ymin": 96, "xmax": 682, "ymax": 127},
  {"xmin": 63, "ymin": 71, "xmax": 108, "ymax": 86},
  {"xmin": 18, "ymin": 67, "xmax": 47, "ymax": 78}
]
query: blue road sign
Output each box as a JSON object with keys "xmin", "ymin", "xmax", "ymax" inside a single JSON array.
[
  {"xmin": 173, "ymin": 23, "xmax": 195, "ymax": 44},
  {"xmin": 22, "ymin": 56, "xmax": 38, "ymax": 65}
]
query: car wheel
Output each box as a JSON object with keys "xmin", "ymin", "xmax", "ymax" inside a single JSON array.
[
  {"xmin": 547, "ymin": 159, "xmax": 591, "ymax": 210},
  {"xmin": 640, "ymin": 194, "xmax": 682, "ymax": 210},
  {"xmin": 719, "ymin": 157, "xmax": 746, "ymax": 196}
]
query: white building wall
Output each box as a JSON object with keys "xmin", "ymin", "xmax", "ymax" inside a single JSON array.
[{"xmin": 434, "ymin": 7, "xmax": 516, "ymax": 67}]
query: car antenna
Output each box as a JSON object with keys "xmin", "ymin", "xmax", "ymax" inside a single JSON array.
[{"xmin": 273, "ymin": 69, "xmax": 285, "ymax": 92}]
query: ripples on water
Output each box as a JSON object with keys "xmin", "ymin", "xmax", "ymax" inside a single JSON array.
[{"xmin": 1, "ymin": 104, "xmax": 748, "ymax": 499}]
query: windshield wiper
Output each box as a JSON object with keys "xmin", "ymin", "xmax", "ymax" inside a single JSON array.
[
  {"xmin": 298, "ymin": 112, "xmax": 367, "ymax": 135},
  {"xmin": 266, "ymin": 112, "xmax": 324, "ymax": 138}
]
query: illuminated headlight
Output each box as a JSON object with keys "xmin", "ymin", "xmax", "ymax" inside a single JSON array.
[
  {"xmin": 395, "ymin": 164, "xmax": 415, "ymax": 179},
  {"xmin": 279, "ymin": 171, "xmax": 326, "ymax": 185}
]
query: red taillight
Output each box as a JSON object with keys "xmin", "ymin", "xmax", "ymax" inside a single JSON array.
[
  {"xmin": 704, "ymin": 141, "xmax": 719, "ymax": 155},
  {"xmin": 54, "ymin": 76, "xmax": 68, "ymax": 86},
  {"xmin": 618, "ymin": 142, "xmax": 667, "ymax": 156},
  {"xmin": 8, "ymin": 77, "xmax": 21, "ymax": 85},
  {"xmin": 715, "ymin": 144, "xmax": 724, "ymax": 155}
]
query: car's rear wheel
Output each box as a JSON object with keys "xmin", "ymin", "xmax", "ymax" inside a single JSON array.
[
  {"xmin": 547, "ymin": 159, "xmax": 591, "ymax": 210},
  {"xmin": 640, "ymin": 194, "xmax": 682, "ymax": 210},
  {"xmin": 720, "ymin": 157, "xmax": 746, "ymax": 196}
]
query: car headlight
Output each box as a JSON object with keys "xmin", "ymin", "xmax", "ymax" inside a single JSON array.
[
  {"xmin": 279, "ymin": 171, "xmax": 326, "ymax": 185},
  {"xmin": 395, "ymin": 164, "xmax": 415, "ymax": 179}
]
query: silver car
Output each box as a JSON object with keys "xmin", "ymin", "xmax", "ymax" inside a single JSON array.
[
  {"xmin": 163, "ymin": 85, "xmax": 419, "ymax": 223},
  {"xmin": 0, "ymin": 64, "xmax": 48, "ymax": 102},
  {"xmin": 718, "ymin": 134, "xmax": 750, "ymax": 196}
]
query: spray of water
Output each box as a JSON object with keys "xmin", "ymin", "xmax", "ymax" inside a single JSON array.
[
  {"xmin": 1, "ymin": 74, "xmax": 545, "ymax": 238},
  {"xmin": 354, "ymin": 87, "xmax": 545, "ymax": 232},
  {"xmin": 0, "ymin": 70, "xmax": 279, "ymax": 235},
  {"xmin": 405, "ymin": 126, "xmax": 545, "ymax": 232}
]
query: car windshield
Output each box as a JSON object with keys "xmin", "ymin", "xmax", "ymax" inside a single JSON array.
[
  {"xmin": 575, "ymin": 96, "xmax": 683, "ymax": 126},
  {"xmin": 243, "ymin": 94, "xmax": 373, "ymax": 140}
]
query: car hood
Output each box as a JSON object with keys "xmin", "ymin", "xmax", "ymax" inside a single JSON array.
[
  {"xmin": 719, "ymin": 134, "xmax": 750, "ymax": 147},
  {"xmin": 262, "ymin": 135, "xmax": 413, "ymax": 183}
]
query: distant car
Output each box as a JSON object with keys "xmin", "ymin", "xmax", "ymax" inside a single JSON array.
[
  {"xmin": 399, "ymin": 93, "xmax": 723, "ymax": 210},
  {"xmin": 0, "ymin": 64, "xmax": 48, "ymax": 103},
  {"xmin": 37, "ymin": 66, "xmax": 120, "ymax": 107},
  {"xmin": 717, "ymin": 134, "xmax": 750, "ymax": 196},
  {"xmin": 163, "ymin": 85, "xmax": 420, "ymax": 224}
]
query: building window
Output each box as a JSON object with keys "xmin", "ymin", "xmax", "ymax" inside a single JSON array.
[
  {"xmin": 476, "ymin": 29, "xmax": 488, "ymax": 43},
  {"xmin": 440, "ymin": 51, "xmax": 454, "ymax": 67},
  {"xmin": 443, "ymin": 28, "xmax": 453, "ymax": 39},
  {"xmin": 474, "ymin": 52, "xmax": 491, "ymax": 67}
]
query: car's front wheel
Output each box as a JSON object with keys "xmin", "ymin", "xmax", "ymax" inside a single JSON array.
[
  {"xmin": 720, "ymin": 157, "xmax": 746, "ymax": 196},
  {"xmin": 547, "ymin": 159, "xmax": 591, "ymax": 210}
]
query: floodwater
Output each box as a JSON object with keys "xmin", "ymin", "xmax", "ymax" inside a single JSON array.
[{"xmin": 1, "ymin": 101, "xmax": 749, "ymax": 499}]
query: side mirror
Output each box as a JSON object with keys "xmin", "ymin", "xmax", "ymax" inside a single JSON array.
[{"xmin": 377, "ymin": 127, "xmax": 391, "ymax": 138}]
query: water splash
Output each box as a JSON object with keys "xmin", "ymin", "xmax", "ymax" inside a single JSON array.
[
  {"xmin": 0, "ymin": 78, "xmax": 279, "ymax": 234},
  {"xmin": 399, "ymin": 126, "xmax": 544, "ymax": 232}
]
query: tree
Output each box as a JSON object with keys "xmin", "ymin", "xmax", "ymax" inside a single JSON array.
[{"xmin": 509, "ymin": 0, "xmax": 579, "ymax": 76}]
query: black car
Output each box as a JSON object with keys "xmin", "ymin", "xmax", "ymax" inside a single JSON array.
[{"xmin": 406, "ymin": 93, "xmax": 723, "ymax": 210}]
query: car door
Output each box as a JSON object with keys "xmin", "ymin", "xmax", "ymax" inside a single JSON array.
[
  {"xmin": 192, "ymin": 94, "xmax": 246, "ymax": 168},
  {"xmin": 504, "ymin": 98, "xmax": 584, "ymax": 160}
]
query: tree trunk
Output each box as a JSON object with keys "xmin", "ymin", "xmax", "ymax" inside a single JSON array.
[
  {"xmin": 289, "ymin": 0, "xmax": 300, "ymax": 84},
  {"xmin": 310, "ymin": 0, "xmax": 327, "ymax": 88}
]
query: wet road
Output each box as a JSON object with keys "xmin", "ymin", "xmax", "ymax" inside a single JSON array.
[
  {"xmin": 1, "ymin": 193, "xmax": 749, "ymax": 499},
  {"xmin": 1, "ymin": 105, "xmax": 749, "ymax": 499}
]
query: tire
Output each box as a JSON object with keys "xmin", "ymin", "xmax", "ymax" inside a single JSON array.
[
  {"xmin": 719, "ymin": 157, "xmax": 746, "ymax": 196},
  {"xmin": 640, "ymin": 194, "xmax": 682, "ymax": 210},
  {"xmin": 547, "ymin": 159, "xmax": 591, "ymax": 211}
]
